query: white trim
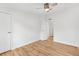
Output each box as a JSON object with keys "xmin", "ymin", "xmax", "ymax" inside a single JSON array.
[
  {"xmin": 11, "ymin": 39, "xmax": 41, "ymax": 50},
  {"xmin": 54, "ymin": 39, "xmax": 79, "ymax": 48},
  {"xmin": 0, "ymin": 10, "xmax": 13, "ymax": 50}
]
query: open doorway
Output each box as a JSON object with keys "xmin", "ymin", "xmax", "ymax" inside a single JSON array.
[
  {"xmin": 48, "ymin": 18, "xmax": 53, "ymax": 38},
  {"xmin": 0, "ymin": 11, "xmax": 12, "ymax": 54}
]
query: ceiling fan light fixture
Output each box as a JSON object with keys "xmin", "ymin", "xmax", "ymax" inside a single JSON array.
[
  {"xmin": 44, "ymin": 8, "xmax": 50, "ymax": 12},
  {"xmin": 44, "ymin": 3, "xmax": 50, "ymax": 12},
  {"xmin": 36, "ymin": 3, "xmax": 57, "ymax": 12}
]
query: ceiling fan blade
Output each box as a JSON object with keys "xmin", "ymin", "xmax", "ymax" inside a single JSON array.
[{"xmin": 51, "ymin": 3, "xmax": 58, "ymax": 6}]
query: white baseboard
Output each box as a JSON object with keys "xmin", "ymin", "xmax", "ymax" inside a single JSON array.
[
  {"xmin": 54, "ymin": 39, "xmax": 79, "ymax": 48},
  {"xmin": 11, "ymin": 39, "xmax": 40, "ymax": 50}
]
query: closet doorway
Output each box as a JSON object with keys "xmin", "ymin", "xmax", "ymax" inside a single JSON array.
[
  {"xmin": 48, "ymin": 18, "xmax": 54, "ymax": 37},
  {"xmin": 0, "ymin": 11, "xmax": 12, "ymax": 54}
]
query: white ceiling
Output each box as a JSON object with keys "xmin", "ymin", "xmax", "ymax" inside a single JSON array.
[
  {"xmin": 0, "ymin": 3, "xmax": 45, "ymax": 15},
  {"xmin": 0, "ymin": 3, "xmax": 79, "ymax": 15},
  {"xmin": 49, "ymin": 3, "xmax": 79, "ymax": 15}
]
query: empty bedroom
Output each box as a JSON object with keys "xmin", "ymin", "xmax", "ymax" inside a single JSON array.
[{"xmin": 0, "ymin": 3, "xmax": 79, "ymax": 56}]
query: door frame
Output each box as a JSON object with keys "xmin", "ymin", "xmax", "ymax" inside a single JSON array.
[{"xmin": 0, "ymin": 10, "xmax": 12, "ymax": 53}]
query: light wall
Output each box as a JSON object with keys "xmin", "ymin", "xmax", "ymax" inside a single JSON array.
[
  {"xmin": 11, "ymin": 11, "xmax": 41, "ymax": 49},
  {"xmin": 0, "ymin": 3, "xmax": 50, "ymax": 50},
  {"xmin": 48, "ymin": 4, "xmax": 79, "ymax": 47},
  {"xmin": 0, "ymin": 8, "xmax": 48, "ymax": 50},
  {"xmin": 40, "ymin": 14, "xmax": 49, "ymax": 40}
]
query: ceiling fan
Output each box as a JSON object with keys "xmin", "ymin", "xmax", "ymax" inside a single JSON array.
[{"xmin": 36, "ymin": 3, "xmax": 58, "ymax": 12}]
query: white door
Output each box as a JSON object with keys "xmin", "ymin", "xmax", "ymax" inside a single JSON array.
[
  {"xmin": 0, "ymin": 13, "xmax": 11, "ymax": 53},
  {"xmin": 48, "ymin": 19, "xmax": 53, "ymax": 37}
]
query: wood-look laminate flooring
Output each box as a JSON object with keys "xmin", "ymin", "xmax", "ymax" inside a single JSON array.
[{"xmin": 0, "ymin": 37, "xmax": 79, "ymax": 56}]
